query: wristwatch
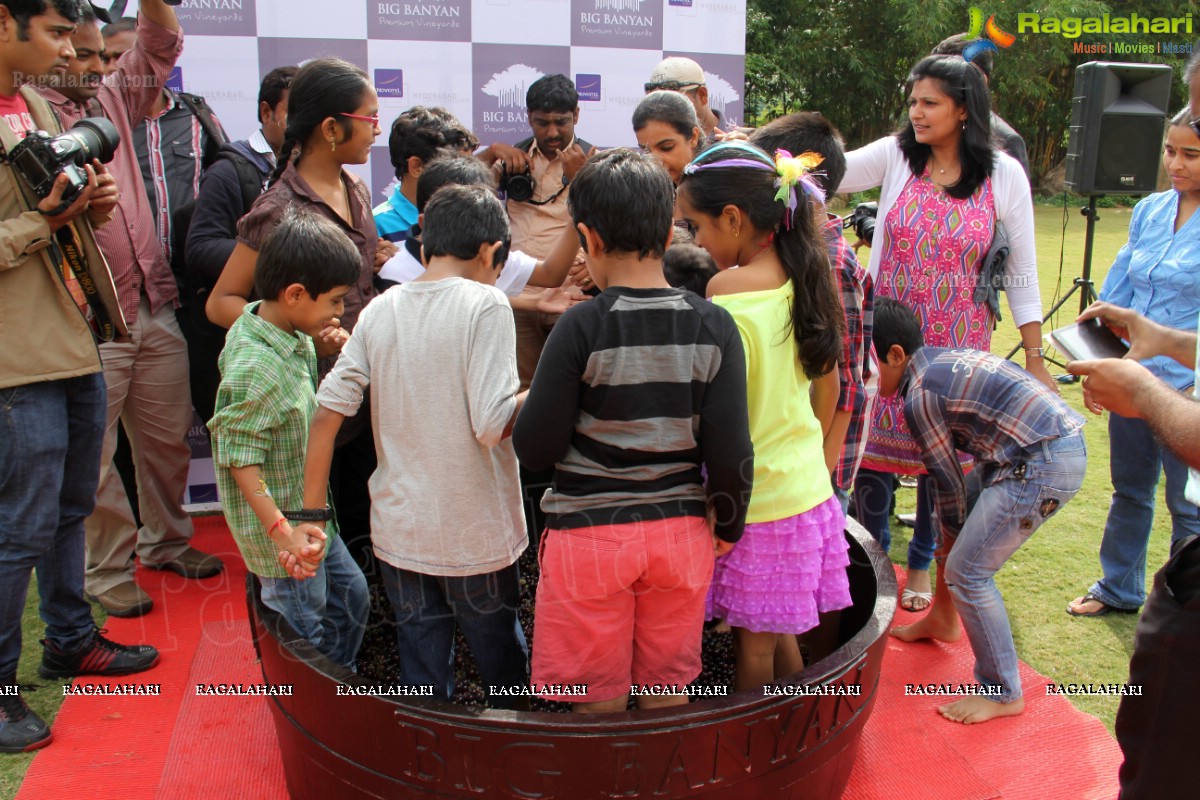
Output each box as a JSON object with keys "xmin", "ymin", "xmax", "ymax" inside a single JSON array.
[{"xmin": 282, "ymin": 506, "xmax": 333, "ymax": 522}]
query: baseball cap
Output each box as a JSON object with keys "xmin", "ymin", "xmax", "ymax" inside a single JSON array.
[{"xmin": 645, "ymin": 57, "xmax": 705, "ymax": 93}]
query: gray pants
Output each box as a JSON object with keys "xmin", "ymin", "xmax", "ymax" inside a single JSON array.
[{"xmin": 85, "ymin": 296, "xmax": 195, "ymax": 595}]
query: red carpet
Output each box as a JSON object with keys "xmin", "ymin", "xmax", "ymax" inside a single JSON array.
[{"xmin": 16, "ymin": 518, "xmax": 1121, "ymax": 799}]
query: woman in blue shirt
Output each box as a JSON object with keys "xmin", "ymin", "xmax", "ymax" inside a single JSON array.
[{"xmin": 1068, "ymin": 108, "xmax": 1200, "ymax": 616}]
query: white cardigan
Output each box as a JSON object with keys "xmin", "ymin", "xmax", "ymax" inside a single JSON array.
[{"xmin": 842, "ymin": 136, "xmax": 1042, "ymax": 328}]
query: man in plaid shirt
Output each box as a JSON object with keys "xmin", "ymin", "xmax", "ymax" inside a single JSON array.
[
  {"xmin": 752, "ymin": 114, "xmax": 877, "ymax": 509},
  {"xmin": 208, "ymin": 210, "xmax": 367, "ymax": 669}
]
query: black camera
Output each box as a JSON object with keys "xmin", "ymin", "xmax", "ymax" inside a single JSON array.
[
  {"xmin": 8, "ymin": 117, "xmax": 120, "ymax": 211},
  {"xmin": 498, "ymin": 163, "xmax": 534, "ymax": 202},
  {"xmin": 842, "ymin": 201, "xmax": 878, "ymax": 243}
]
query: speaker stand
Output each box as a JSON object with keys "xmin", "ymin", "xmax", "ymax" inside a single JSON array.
[{"xmin": 1006, "ymin": 195, "xmax": 1099, "ymax": 374}]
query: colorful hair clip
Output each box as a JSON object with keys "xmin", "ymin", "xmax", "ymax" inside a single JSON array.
[{"xmin": 773, "ymin": 149, "xmax": 826, "ymax": 227}]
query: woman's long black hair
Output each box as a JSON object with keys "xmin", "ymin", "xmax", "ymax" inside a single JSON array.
[
  {"xmin": 896, "ymin": 55, "xmax": 994, "ymax": 200},
  {"xmin": 678, "ymin": 143, "xmax": 843, "ymax": 380},
  {"xmin": 268, "ymin": 57, "xmax": 371, "ymax": 185}
]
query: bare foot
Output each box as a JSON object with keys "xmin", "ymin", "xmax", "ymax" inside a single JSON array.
[
  {"xmin": 890, "ymin": 608, "xmax": 962, "ymax": 643},
  {"xmin": 938, "ymin": 695, "xmax": 1024, "ymax": 724}
]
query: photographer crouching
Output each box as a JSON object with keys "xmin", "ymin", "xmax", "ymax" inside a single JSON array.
[{"xmin": 0, "ymin": 0, "xmax": 159, "ymax": 755}]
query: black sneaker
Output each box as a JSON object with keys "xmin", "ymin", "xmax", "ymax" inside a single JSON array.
[
  {"xmin": 0, "ymin": 692, "xmax": 52, "ymax": 754},
  {"xmin": 37, "ymin": 629, "xmax": 160, "ymax": 679}
]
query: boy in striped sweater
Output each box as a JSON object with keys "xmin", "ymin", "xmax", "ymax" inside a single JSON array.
[{"xmin": 513, "ymin": 149, "xmax": 754, "ymax": 712}]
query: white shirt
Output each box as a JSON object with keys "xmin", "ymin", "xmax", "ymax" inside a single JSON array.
[{"xmin": 316, "ymin": 278, "xmax": 527, "ymax": 576}]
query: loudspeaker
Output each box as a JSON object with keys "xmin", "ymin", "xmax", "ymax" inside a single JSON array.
[{"xmin": 1064, "ymin": 61, "xmax": 1173, "ymax": 195}]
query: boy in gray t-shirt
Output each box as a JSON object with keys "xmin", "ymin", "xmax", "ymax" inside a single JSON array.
[{"xmin": 294, "ymin": 185, "xmax": 530, "ymax": 709}]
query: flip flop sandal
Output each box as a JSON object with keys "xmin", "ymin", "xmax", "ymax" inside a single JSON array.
[
  {"xmin": 1065, "ymin": 593, "xmax": 1136, "ymax": 617},
  {"xmin": 901, "ymin": 587, "xmax": 933, "ymax": 612}
]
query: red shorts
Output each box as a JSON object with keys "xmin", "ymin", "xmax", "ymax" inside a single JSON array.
[{"xmin": 531, "ymin": 515, "xmax": 714, "ymax": 702}]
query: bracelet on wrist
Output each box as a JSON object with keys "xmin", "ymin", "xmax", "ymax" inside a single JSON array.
[
  {"xmin": 266, "ymin": 517, "xmax": 287, "ymax": 538},
  {"xmin": 1024, "ymin": 347, "xmax": 1045, "ymax": 359}
]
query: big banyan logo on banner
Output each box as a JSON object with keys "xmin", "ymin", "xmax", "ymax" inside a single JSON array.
[
  {"xmin": 704, "ymin": 70, "xmax": 740, "ymax": 122},
  {"xmin": 173, "ymin": 0, "xmax": 257, "ymax": 36},
  {"xmin": 369, "ymin": 0, "xmax": 470, "ymax": 41},
  {"xmin": 472, "ymin": 44, "xmax": 571, "ymax": 142},
  {"xmin": 572, "ymin": 0, "xmax": 663, "ymax": 49}
]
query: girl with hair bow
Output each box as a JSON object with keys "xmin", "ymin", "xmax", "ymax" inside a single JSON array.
[{"xmin": 676, "ymin": 141, "xmax": 852, "ymax": 690}]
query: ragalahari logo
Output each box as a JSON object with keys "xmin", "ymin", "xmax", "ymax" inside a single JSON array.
[
  {"xmin": 704, "ymin": 71, "xmax": 739, "ymax": 116},
  {"xmin": 963, "ymin": 7, "xmax": 1016, "ymax": 62},
  {"xmin": 482, "ymin": 64, "xmax": 545, "ymax": 110}
]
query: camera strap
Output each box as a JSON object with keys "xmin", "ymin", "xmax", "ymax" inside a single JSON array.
[
  {"xmin": 515, "ymin": 138, "xmax": 571, "ymax": 206},
  {"xmin": 525, "ymin": 184, "xmax": 567, "ymax": 206},
  {"xmin": 48, "ymin": 222, "xmax": 118, "ymax": 343},
  {"xmin": 0, "ymin": 99, "xmax": 120, "ymax": 344}
]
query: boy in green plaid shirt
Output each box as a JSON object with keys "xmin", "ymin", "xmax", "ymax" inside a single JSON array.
[{"xmin": 208, "ymin": 210, "xmax": 369, "ymax": 669}]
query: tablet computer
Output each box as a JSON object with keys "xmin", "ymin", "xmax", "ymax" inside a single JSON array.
[{"xmin": 1049, "ymin": 318, "xmax": 1130, "ymax": 361}]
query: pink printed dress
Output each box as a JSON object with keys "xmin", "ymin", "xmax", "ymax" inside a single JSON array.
[{"xmin": 860, "ymin": 169, "xmax": 996, "ymax": 474}]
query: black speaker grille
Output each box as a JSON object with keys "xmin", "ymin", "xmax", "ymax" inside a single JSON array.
[{"xmin": 1094, "ymin": 115, "xmax": 1164, "ymax": 194}]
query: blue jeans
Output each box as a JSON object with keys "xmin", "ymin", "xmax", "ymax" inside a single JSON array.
[
  {"xmin": 853, "ymin": 468, "xmax": 936, "ymax": 571},
  {"xmin": 0, "ymin": 375, "xmax": 106, "ymax": 682},
  {"xmin": 259, "ymin": 535, "xmax": 369, "ymax": 670},
  {"xmin": 834, "ymin": 486, "xmax": 850, "ymax": 516},
  {"xmin": 1089, "ymin": 413, "xmax": 1200, "ymax": 610},
  {"xmin": 380, "ymin": 561, "xmax": 529, "ymax": 709},
  {"xmin": 944, "ymin": 434, "xmax": 1087, "ymax": 703}
]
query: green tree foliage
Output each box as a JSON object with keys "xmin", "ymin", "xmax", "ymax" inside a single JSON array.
[{"xmin": 746, "ymin": 0, "xmax": 1194, "ymax": 190}]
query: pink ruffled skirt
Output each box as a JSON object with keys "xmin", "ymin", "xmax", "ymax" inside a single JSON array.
[{"xmin": 707, "ymin": 495, "xmax": 852, "ymax": 634}]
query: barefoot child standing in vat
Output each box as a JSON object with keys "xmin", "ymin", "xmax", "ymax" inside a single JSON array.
[
  {"xmin": 294, "ymin": 185, "xmax": 531, "ymax": 709},
  {"xmin": 875, "ymin": 298, "xmax": 1087, "ymax": 723},
  {"xmin": 675, "ymin": 141, "xmax": 852, "ymax": 691},
  {"xmin": 209, "ymin": 210, "xmax": 369, "ymax": 670},
  {"xmin": 514, "ymin": 149, "xmax": 753, "ymax": 712}
]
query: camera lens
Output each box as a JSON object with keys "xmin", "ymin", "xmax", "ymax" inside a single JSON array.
[
  {"xmin": 63, "ymin": 117, "xmax": 120, "ymax": 165},
  {"xmin": 501, "ymin": 166, "xmax": 535, "ymax": 203},
  {"xmin": 506, "ymin": 174, "xmax": 533, "ymax": 202}
]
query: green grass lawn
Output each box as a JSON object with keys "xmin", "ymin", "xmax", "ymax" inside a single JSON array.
[
  {"xmin": 0, "ymin": 202, "xmax": 1161, "ymax": 797},
  {"xmin": 888, "ymin": 200, "xmax": 1167, "ymax": 733}
]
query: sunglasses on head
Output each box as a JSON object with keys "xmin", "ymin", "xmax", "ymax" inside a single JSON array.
[{"xmin": 645, "ymin": 80, "xmax": 701, "ymax": 93}]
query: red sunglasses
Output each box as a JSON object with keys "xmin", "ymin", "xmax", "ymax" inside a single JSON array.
[{"xmin": 340, "ymin": 112, "xmax": 380, "ymax": 126}]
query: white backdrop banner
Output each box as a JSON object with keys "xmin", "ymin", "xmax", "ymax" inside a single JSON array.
[
  {"xmin": 119, "ymin": 0, "xmax": 745, "ymax": 205},
  {"xmin": 115, "ymin": 0, "xmax": 743, "ymax": 508}
]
